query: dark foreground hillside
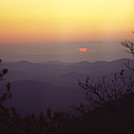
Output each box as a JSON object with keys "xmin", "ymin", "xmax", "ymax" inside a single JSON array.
[
  {"xmin": 1, "ymin": 90, "xmax": 134, "ymax": 134},
  {"xmin": 65, "ymin": 93, "xmax": 134, "ymax": 134}
]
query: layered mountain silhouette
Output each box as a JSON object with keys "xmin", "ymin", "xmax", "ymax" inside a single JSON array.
[{"xmin": 1, "ymin": 58, "xmax": 134, "ymax": 115}]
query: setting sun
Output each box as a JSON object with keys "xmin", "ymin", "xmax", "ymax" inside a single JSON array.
[{"xmin": 79, "ymin": 48, "xmax": 87, "ymax": 52}]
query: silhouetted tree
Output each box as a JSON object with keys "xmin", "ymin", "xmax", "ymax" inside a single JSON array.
[
  {"xmin": 121, "ymin": 40, "xmax": 134, "ymax": 57},
  {"xmin": 69, "ymin": 40, "xmax": 134, "ymax": 134}
]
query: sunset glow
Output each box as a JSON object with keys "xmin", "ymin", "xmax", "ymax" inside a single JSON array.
[
  {"xmin": 79, "ymin": 48, "xmax": 87, "ymax": 52},
  {"xmin": 0, "ymin": 0, "xmax": 134, "ymax": 44}
]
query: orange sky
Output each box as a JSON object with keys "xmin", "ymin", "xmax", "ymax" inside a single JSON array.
[{"xmin": 0, "ymin": 0, "xmax": 134, "ymax": 44}]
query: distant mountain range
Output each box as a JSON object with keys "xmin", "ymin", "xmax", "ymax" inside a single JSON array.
[{"xmin": 1, "ymin": 58, "xmax": 134, "ymax": 115}]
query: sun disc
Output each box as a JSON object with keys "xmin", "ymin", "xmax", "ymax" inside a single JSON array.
[{"xmin": 79, "ymin": 48, "xmax": 87, "ymax": 52}]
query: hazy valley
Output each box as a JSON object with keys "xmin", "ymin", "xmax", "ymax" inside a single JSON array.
[{"xmin": 1, "ymin": 58, "xmax": 134, "ymax": 115}]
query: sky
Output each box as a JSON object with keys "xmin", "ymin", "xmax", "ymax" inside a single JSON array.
[{"xmin": 0, "ymin": 0, "xmax": 134, "ymax": 62}]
